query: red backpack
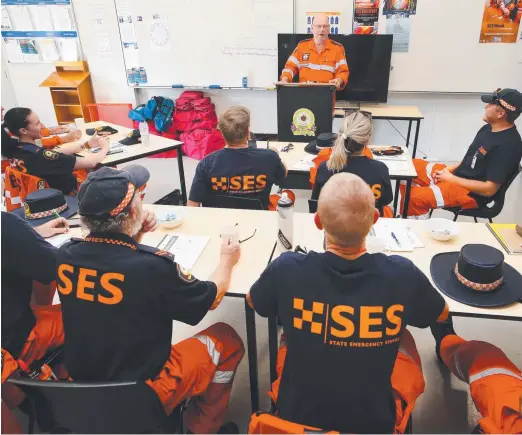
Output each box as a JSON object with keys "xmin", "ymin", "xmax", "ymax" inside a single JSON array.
[{"xmin": 180, "ymin": 128, "xmax": 225, "ymax": 160}]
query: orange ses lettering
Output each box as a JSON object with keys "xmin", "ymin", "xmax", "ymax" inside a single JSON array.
[
  {"xmin": 57, "ymin": 264, "xmax": 125, "ymax": 305},
  {"xmin": 230, "ymin": 176, "xmax": 242, "ymax": 191},
  {"xmin": 330, "ymin": 305, "xmax": 355, "ymax": 338},
  {"xmin": 243, "ymin": 175, "xmax": 255, "ymax": 190},
  {"xmin": 371, "ymin": 184, "xmax": 382, "ymax": 200},
  {"xmin": 256, "ymin": 175, "xmax": 267, "ymax": 189},
  {"xmin": 385, "ymin": 304, "xmax": 404, "ymax": 336}
]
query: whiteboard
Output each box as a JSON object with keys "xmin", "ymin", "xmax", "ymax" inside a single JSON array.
[
  {"xmin": 116, "ymin": 0, "xmax": 294, "ymax": 88},
  {"xmin": 295, "ymin": 0, "xmax": 522, "ymax": 93}
]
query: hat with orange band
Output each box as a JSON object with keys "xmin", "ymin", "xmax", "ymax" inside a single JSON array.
[{"xmin": 77, "ymin": 165, "xmax": 150, "ymax": 218}]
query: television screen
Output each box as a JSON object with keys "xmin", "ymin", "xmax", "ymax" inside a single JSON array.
[{"xmin": 277, "ymin": 34, "xmax": 393, "ymax": 103}]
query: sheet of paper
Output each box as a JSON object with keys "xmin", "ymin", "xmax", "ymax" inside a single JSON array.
[
  {"xmin": 47, "ymin": 233, "xmax": 72, "ymax": 248},
  {"xmin": 8, "ymin": 5, "xmax": 33, "ymax": 30},
  {"xmin": 96, "ymin": 32, "xmax": 113, "ymax": 56},
  {"xmin": 59, "ymin": 38, "xmax": 78, "ymax": 61},
  {"xmin": 384, "ymin": 161, "xmax": 410, "ymax": 172},
  {"xmin": 373, "ymin": 219, "xmax": 414, "ymax": 252},
  {"xmin": 292, "ymin": 160, "xmax": 315, "ymax": 171},
  {"xmin": 156, "ymin": 234, "xmax": 210, "ymax": 270},
  {"xmin": 123, "ymin": 46, "xmax": 139, "ymax": 67},
  {"xmin": 386, "ymin": 16, "xmax": 411, "ymax": 53},
  {"xmin": 1, "ymin": 7, "xmax": 13, "ymax": 30},
  {"xmin": 30, "ymin": 6, "xmax": 54, "ymax": 30},
  {"xmin": 50, "ymin": 5, "xmax": 72, "ymax": 31},
  {"xmin": 119, "ymin": 22, "xmax": 137, "ymax": 43},
  {"xmin": 3, "ymin": 39, "xmax": 24, "ymax": 62},
  {"xmin": 38, "ymin": 39, "xmax": 60, "ymax": 61},
  {"xmin": 115, "ymin": 0, "xmax": 132, "ymax": 18}
]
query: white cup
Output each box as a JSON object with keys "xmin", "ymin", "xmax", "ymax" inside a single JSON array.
[
  {"xmin": 74, "ymin": 118, "xmax": 86, "ymax": 129},
  {"xmin": 221, "ymin": 225, "xmax": 238, "ymax": 245}
]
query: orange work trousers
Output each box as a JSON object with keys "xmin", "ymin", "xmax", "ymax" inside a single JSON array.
[
  {"xmin": 146, "ymin": 322, "xmax": 244, "ymax": 434},
  {"xmin": 440, "ymin": 335, "xmax": 522, "ymax": 434},
  {"xmin": 265, "ymin": 329, "xmax": 424, "ymax": 434},
  {"xmin": 401, "ymin": 159, "xmax": 478, "ymax": 217}
]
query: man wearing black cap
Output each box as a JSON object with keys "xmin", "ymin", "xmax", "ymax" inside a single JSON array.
[
  {"xmin": 402, "ymin": 88, "xmax": 522, "ymax": 217},
  {"xmin": 56, "ymin": 165, "xmax": 244, "ymax": 434}
]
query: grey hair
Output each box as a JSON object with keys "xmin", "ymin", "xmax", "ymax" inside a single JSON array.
[
  {"xmin": 80, "ymin": 195, "xmax": 142, "ymax": 236},
  {"xmin": 327, "ymin": 112, "xmax": 373, "ymax": 172}
]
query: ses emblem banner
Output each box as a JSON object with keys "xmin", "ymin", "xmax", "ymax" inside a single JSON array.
[{"xmin": 479, "ymin": 0, "xmax": 522, "ymax": 43}]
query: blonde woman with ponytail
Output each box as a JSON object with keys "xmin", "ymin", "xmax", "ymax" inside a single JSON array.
[{"xmin": 311, "ymin": 111, "xmax": 394, "ymax": 217}]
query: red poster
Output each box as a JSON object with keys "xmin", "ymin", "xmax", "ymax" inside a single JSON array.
[{"xmin": 353, "ymin": 0, "xmax": 380, "ymax": 34}]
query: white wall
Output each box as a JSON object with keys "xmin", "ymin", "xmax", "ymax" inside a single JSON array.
[{"xmin": 2, "ymin": 0, "xmax": 521, "ymax": 163}]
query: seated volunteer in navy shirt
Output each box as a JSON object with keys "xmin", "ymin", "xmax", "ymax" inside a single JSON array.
[
  {"xmin": 248, "ymin": 173, "xmax": 450, "ymax": 434},
  {"xmin": 188, "ymin": 106, "xmax": 287, "ymax": 210},
  {"xmin": 403, "ymin": 88, "xmax": 522, "ymax": 216},
  {"xmin": 2, "ymin": 107, "xmax": 109, "ymax": 195},
  {"xmin": 1, "ymin": 212, "xmax": 68, "ymax": 376},
  {"xmin": 312, "ymin": 111, "xmax": 393, "ymax": 217},
  {"xmin": 57, "ymin": 165, "xmax": 244, "ymax": 434}
]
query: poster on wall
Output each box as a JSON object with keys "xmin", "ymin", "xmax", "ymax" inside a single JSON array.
[
  {"xmin": 386, "ymin": 16, "xmax": 411, "ymax": 52},
  {"xmin": 383, "ymin": 0, "xmax": 417, "ymax": 17},
  {"xmin": 306, "ymin": 12, "xmax": 341, "ymax": 34},
  {"xmin": 479, "ymin": 0, "xmax": 521, "ymax": 43},
  {"xmin": 352, "ymin": 1, "xmax": 380, "ymax": 34}
]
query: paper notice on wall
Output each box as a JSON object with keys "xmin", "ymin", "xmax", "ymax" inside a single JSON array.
[
  {"xmin": 96, "ymin": 32, "xmax": 113, "ymax": 56},
  {"xmin": 123, "ymin": 45, "xmax": 140, "ymax": 67},
  {"xmin": 479, "ymin": 0, "xmax": 521, "ymax": 43},
  {"xmin": 353, "ymin": 1, "xmax": 380, "ymax": 34},
  {"xmin": 59, "ymin": 38, "xmax": 79, "ymax": 61},
  {"xmin": 115, "ymin": 0, "xmax": 132, "ymax": 18},
  {"xmin": 305, "ymin": 12, "xmax": 341, "ymax": 35},
  {"xmin": 19, "ymin": 39, "xmax": 40, "ymax": 62},
  {"xmin": 149, "ymin": 19, "xmax": 171, "ymax": 51},
  {"xmin": 120, "ymin": 22, "xmax": 137, "ymax": 43},
  {"xmin": 4, "ymin": 39, "xmax": 23, "ymax": 62},
  {"xmin": 39, "ymin": 39, "xmax": 60, "ymax": 61},
  {"xmin": 386, "ymin": 16, "xmax": 411, "ymax": 52},
  {"xmin": 8, "ymin": 6, "xmax": 33, "ymax": 30},
  {"xmin": 50, "ymin": 6, "xmax": 72, "ymax": 31},
  {"xmin": 1, "ymin": 7, "xmax": 13, "ymax": 30},
  {"xmin": 29, "ymin": 6, "xmax": 54, "ymax": 31}
]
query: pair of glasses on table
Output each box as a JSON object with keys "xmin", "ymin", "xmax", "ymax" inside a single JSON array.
[
  {"xmin": 280, "ymin": 143, "xmax": 294, "ymax": 153},
  {"xmin": 220, "ymin": 223, "xmax": 257, "ymax": 244}
]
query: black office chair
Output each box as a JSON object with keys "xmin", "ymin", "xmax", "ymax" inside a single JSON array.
[
  {"xmin": 8, "ymin": 378, "xmax": 185, "ymax": 434},
  {"xmin": 204, "ymin": 194, "xmax": 265, "ymax": 210},
  {"xmin": 428, "ymin": 165, "xmax": 521, "ymax": 223},
  {"xmin": 308, "ymin": 199, "xmax": 318, "ymax": 213}
]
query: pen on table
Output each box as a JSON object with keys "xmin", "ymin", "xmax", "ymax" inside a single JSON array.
[{"xmin": 391, "ymin": 231, "xmax": 401, "ymax": 248}]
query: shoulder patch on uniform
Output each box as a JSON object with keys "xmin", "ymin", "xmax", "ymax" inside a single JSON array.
[
  {"xmin": 177, "ymin": 264, "xmax": 196, "ymax": 283},
  {"xmin": 43, "ymin": 150, "xmax": 59, "ymax": 160},
  {"xmin": 137, "ymin": 243, "xmax": 175, "ymax": 262}
]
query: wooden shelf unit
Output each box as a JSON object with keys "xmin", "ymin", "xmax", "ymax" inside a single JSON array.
[{"xmin": 40, "ymin": 61, "xmax": 95, "ymax": 125}]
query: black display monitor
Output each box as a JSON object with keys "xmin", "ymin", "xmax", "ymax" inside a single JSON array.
[{"xmin": 277, "ymin": 34, "xmax": 393, "ymax": 103}]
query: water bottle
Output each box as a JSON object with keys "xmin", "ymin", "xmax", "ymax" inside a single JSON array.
[
  {"xmin": 139, "ymin": 121, "xmax": 150, "ymax": 146},
  {"xmin": 277, "ymin": 192, "xmax": 294, "ymax": 250}
]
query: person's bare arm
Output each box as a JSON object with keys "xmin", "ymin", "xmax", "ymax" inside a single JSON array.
[
  {"xmin": 208, "ymin": 239, "xmax": 241, "ymax": 310},
  {"xmin": 187, "ymin": 200, "xmax": 201, "ymax": 207},
  {"xmin": 435, "ymin": 168, "xmax": 500, "ymax": 197},
  {"xmin": 73, "ymin": 136, "xmax": 110, "ymax": 170}
]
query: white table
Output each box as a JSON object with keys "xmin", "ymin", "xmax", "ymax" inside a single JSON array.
[
  {"xmin": 259, "ymin": 141, "xmax": 417, "ymax": 218},
  {"xmin": 75, "ymin": 122, "xmax": 188, "ymax": 204}
]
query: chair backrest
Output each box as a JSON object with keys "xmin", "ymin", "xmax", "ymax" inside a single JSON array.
[
  {"xmin": 477, "ymin": 165, "xmax": 521, "ymax": 218},
  {"xmin": 204, "ymin": 194, "xmax": 265, "ymax": 210},
  {"xmin": 308, "ymin": 199, "xmax": 318, "ymax": 213},
  {"xmin": 8, "ymin": 378, "xmax": 169, "ymax": 434},
  {"xmin": 86, "ymin": 103, "xmax": 133, "ymax": 128},
  {"xmin": 4, "ymin": 166, "xmax": 48, "ymax": 212}
]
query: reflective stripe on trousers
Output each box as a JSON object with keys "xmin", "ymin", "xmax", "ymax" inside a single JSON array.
[
  {"xmin": 195, "ymin": 335, "xmax": 234, "ymax": 384},
  {"xmin": 425, "ymin": 162, "xmax": 436, "ymax": 184},
  {"xmin": 469, "ymin": 368, "xmax": 522, "ymax": 384},
  {"xmin": 429, "ymin": 184, "xmax": 445, "ymax": 208},
  {"xmin": 4, "ymin": 190, "xmax": 21, "ymax": 204}
]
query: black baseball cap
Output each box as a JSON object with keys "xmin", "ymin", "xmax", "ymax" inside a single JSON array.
[
  {"xmin": 481, "ymin": 88, "xmax": 522, "ymax": 114},
  {"xmin": 119, "ymin": 129, "xmax": 141, "ymax": 145},
  {"xmin": 78, "ymin": 165, "xmax": 150, "ymax": 218}
]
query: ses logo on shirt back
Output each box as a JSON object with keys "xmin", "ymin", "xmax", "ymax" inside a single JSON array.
[
  {"xmin": 211, "ymin": 175, "xmax": 267, "ymax": 193},
  {"xmin": 293, "ymin": 297, "xmax": 404, "ymax": 348}
]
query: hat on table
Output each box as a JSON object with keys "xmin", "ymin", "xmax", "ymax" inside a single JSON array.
[
  {"xmin": 13, "ymin": 188, "xmax": 78, "ymax": 226},
  {"xmin": 78, "ymin": 165, "xmax": 150, "ymax": 219},
  {"xmin": 430, "ymin": 244, "xmax": 522, "ymax": 308},
  {"xmin": 119, "ymin": 129, "xmax": 141, "ymax": 145},
  {"xmin": 86, "ymin": 125, "xmax": 119, "ymax": 136},
  {"xmin": 304, "ymin": 133, "xmax": 338, "ymax": 155},
  {"xmin": 481, "ymin": 88, "xmax": 522, "ymax": 114}
]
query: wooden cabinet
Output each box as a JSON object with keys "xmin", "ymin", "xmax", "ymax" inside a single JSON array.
[{"xmin": 40, "ymin": 61, "xmax": 95, "ymax": 125}]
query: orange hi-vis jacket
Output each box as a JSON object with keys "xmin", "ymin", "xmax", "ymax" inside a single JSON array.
[
  {"xmin": 4, "ymin": 166, "xmax": 48, "ymax": 212},
  {"xmin": 281, "ymin": 38, "xmax": 349, "ymax": 89}
]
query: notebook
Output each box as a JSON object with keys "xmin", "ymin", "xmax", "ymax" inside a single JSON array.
[
  {"xmin": 156, "ymin": 234, "xmax": 210, "ymax": 270},
  {"xmin": 486, "ymin": 223, "xmax": 522, "ymax": 254}
]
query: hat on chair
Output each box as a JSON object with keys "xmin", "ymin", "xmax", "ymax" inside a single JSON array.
[
  {"xmin": 430, "ymin": 244, "xmax": 522, "ymax": 308},
  {"xmin": 304, "ymin": 133, "xmax": 338, "ymax": 155},
  {"xmin": 13, "ymin": 188, "xmax": 78, "ymax": 226}
]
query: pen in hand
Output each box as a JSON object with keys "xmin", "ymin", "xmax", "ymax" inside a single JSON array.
[{"xmin": 52, "ymin": 209, "xmax": 68, "ymax": 231}]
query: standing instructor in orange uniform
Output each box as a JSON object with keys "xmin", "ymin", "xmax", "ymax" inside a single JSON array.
[{"xmin": 280, "ymin": 14, "xmax": 349, "ymax": 90}]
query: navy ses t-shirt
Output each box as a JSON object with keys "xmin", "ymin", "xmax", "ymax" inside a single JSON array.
[
  {"xmin": 454, "ymin": 125, "xmax": 522, "ymax": 205},
  {"xmin": 250, "ymin": 251, "xmax": 446, "ymax": 434},
  {"xmin": 189, "ymin": 147, "xmax": 286, "ymax": 209},
  {"xmin": 312, "ymin": 156, "xmax": 393, "ymax": 212}
]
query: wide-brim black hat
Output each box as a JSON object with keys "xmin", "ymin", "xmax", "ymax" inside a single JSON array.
[
  {"xmin": 13, "ymin": 188, "xmax": 78, "ymax": 226},
  {"xmin": 304, "ymin": 133, "xmax": 338, "ymax": 155},
  {"xmin": 431, "ymin": 251, "xmax": 522, "ymax": 308}
]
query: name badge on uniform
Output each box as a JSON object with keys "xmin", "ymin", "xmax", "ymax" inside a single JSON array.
[{"xmin": 471, "ymin": 153, "xmax": 478, "ymax": 169}]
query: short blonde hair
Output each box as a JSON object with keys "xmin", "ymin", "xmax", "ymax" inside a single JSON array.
[
  {"xmin": 327, "ymin": 112, "xmax": 373, "ymax": 172},
  {"xmin": 218, "ymin": 106, "xmax": 250, "ymax": 145},
  {"xmin": 318, "ymin": 173, "xmax": 375, "ymax": 247}
]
